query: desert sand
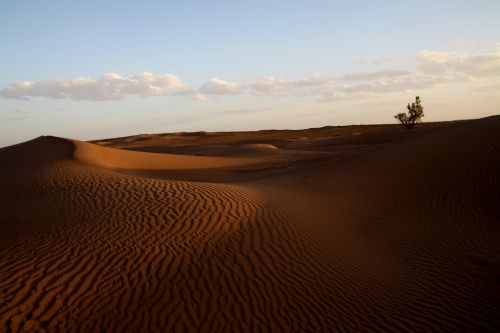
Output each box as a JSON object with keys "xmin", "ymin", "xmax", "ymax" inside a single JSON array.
[{"xmin": 0, "ymin": 116, "xmax": 499, "ymax": 332}]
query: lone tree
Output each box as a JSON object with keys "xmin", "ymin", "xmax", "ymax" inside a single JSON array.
[{"xmin": 395, "ymin": 96, "xmax": 424, "ymax": 129}]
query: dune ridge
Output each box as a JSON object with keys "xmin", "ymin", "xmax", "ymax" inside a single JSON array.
[
  {"xmin": 72, "ymin": 139, "xmax": 258, "ymax": 170},
  {"xmin": 1, "ymin": 117, "xmax": 499, "ymax": 332}
]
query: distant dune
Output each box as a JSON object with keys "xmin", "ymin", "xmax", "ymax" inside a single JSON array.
[{"xmin": 0, "ymin": 117, "xmax": 499, "ymax": 332}]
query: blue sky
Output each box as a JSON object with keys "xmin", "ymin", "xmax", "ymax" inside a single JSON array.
[{"xmin": 1, "ymin": 1, "xmax": 499, "ymax": 146}]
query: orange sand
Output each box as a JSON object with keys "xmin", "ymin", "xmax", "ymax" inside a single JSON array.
[{"xmin": 0, "ymin": 116, "xmax": 499, "ymax": 332}]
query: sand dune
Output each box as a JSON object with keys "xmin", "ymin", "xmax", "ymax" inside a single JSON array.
[
  {"xmin": 122, "ymin": 143, "xmax": 280, "ymax": 158},
  {"xmin": 0, "ymin": 117, "xmax": 499, "ymax": 332},
  {"xmin": 73, "ymin": 138, "xmax": 259, "ymax": 169}
]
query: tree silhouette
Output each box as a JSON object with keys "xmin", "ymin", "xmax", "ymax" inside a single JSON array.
[{"xmin": 395, "ymin": 96, "xmax": 424, "ymax": 129}]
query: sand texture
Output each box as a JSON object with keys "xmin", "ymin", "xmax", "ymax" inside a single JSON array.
[{"xmin": 0, "ymin": 116, "xmax": 499, "ymax": 332}]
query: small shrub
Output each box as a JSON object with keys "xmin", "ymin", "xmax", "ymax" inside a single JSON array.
[{"xmin": 395, "ymin": 96, "xmax": 424, "ymax": 129}]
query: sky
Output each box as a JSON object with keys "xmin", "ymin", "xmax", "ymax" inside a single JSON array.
[{"xmin": 1, "ymin": 0, "xmax": 499, "ymax": 147}]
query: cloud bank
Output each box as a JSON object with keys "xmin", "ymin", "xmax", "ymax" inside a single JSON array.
[
  {"xmin": 250, "ymin": 46, "xmax": 500, "ymax": 101},
  {"xmin": 250, "ymin": 75, "xmax": 326, "ymax": 96},
  {"xmin": 0, "ymin": 72, "xmax": 190, "ymax": 101},
  {"xmin": 1, "ymin": 45, "xmax": 499, "ymax": 102},
  {"xmin": 416, "ymin": 49, "xmax": 500, "ymax": 77}
]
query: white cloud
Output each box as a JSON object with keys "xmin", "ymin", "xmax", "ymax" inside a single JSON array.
[
  {"xmin": 251, "ymin": 45, "xmax": 500, "ymax": 101},
  {"xmin": 289, "ymin": 74, "xmax": 327, "ymax": 88},
  {"xmin": 0, "ymin": 72, "xmax": 190, "ymax": 101},
  {"xmin": 317, "ymin": 76, "xmax": 449, "ymax": 102},
  {"xmin": 251, "ymin": 74, "xmax": 326, "ymax": 96},
  {"xmin": 250, "ymin": 72, "xmax": 423, "ymax": 100},
  {"xmin": 189, "ymin": 94, "xmax": 208, "ymax": 101},
  {"xmin": 250, "ymin": 77, "xmax": 289, "ymax": 96},
  {"xmin": 416, "ymin": 49, "xmax": 500, "ymax": 77},
  {"xmin": 1, "ymin": 44, "xmax": 499, "ymax": 104},
  {"xmin": 199, "ymin": 78, "xmax": 244, "ymax": 95}
]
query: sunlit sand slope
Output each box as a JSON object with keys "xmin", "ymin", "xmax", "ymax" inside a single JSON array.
[{"xmin": 0, "ymin": 138, "xmax": 354, "ymax": 332}]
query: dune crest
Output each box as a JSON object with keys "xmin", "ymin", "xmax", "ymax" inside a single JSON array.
[{"xmin": 72, "ymin": 139, "xmax": 258, "ymax": 170}]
